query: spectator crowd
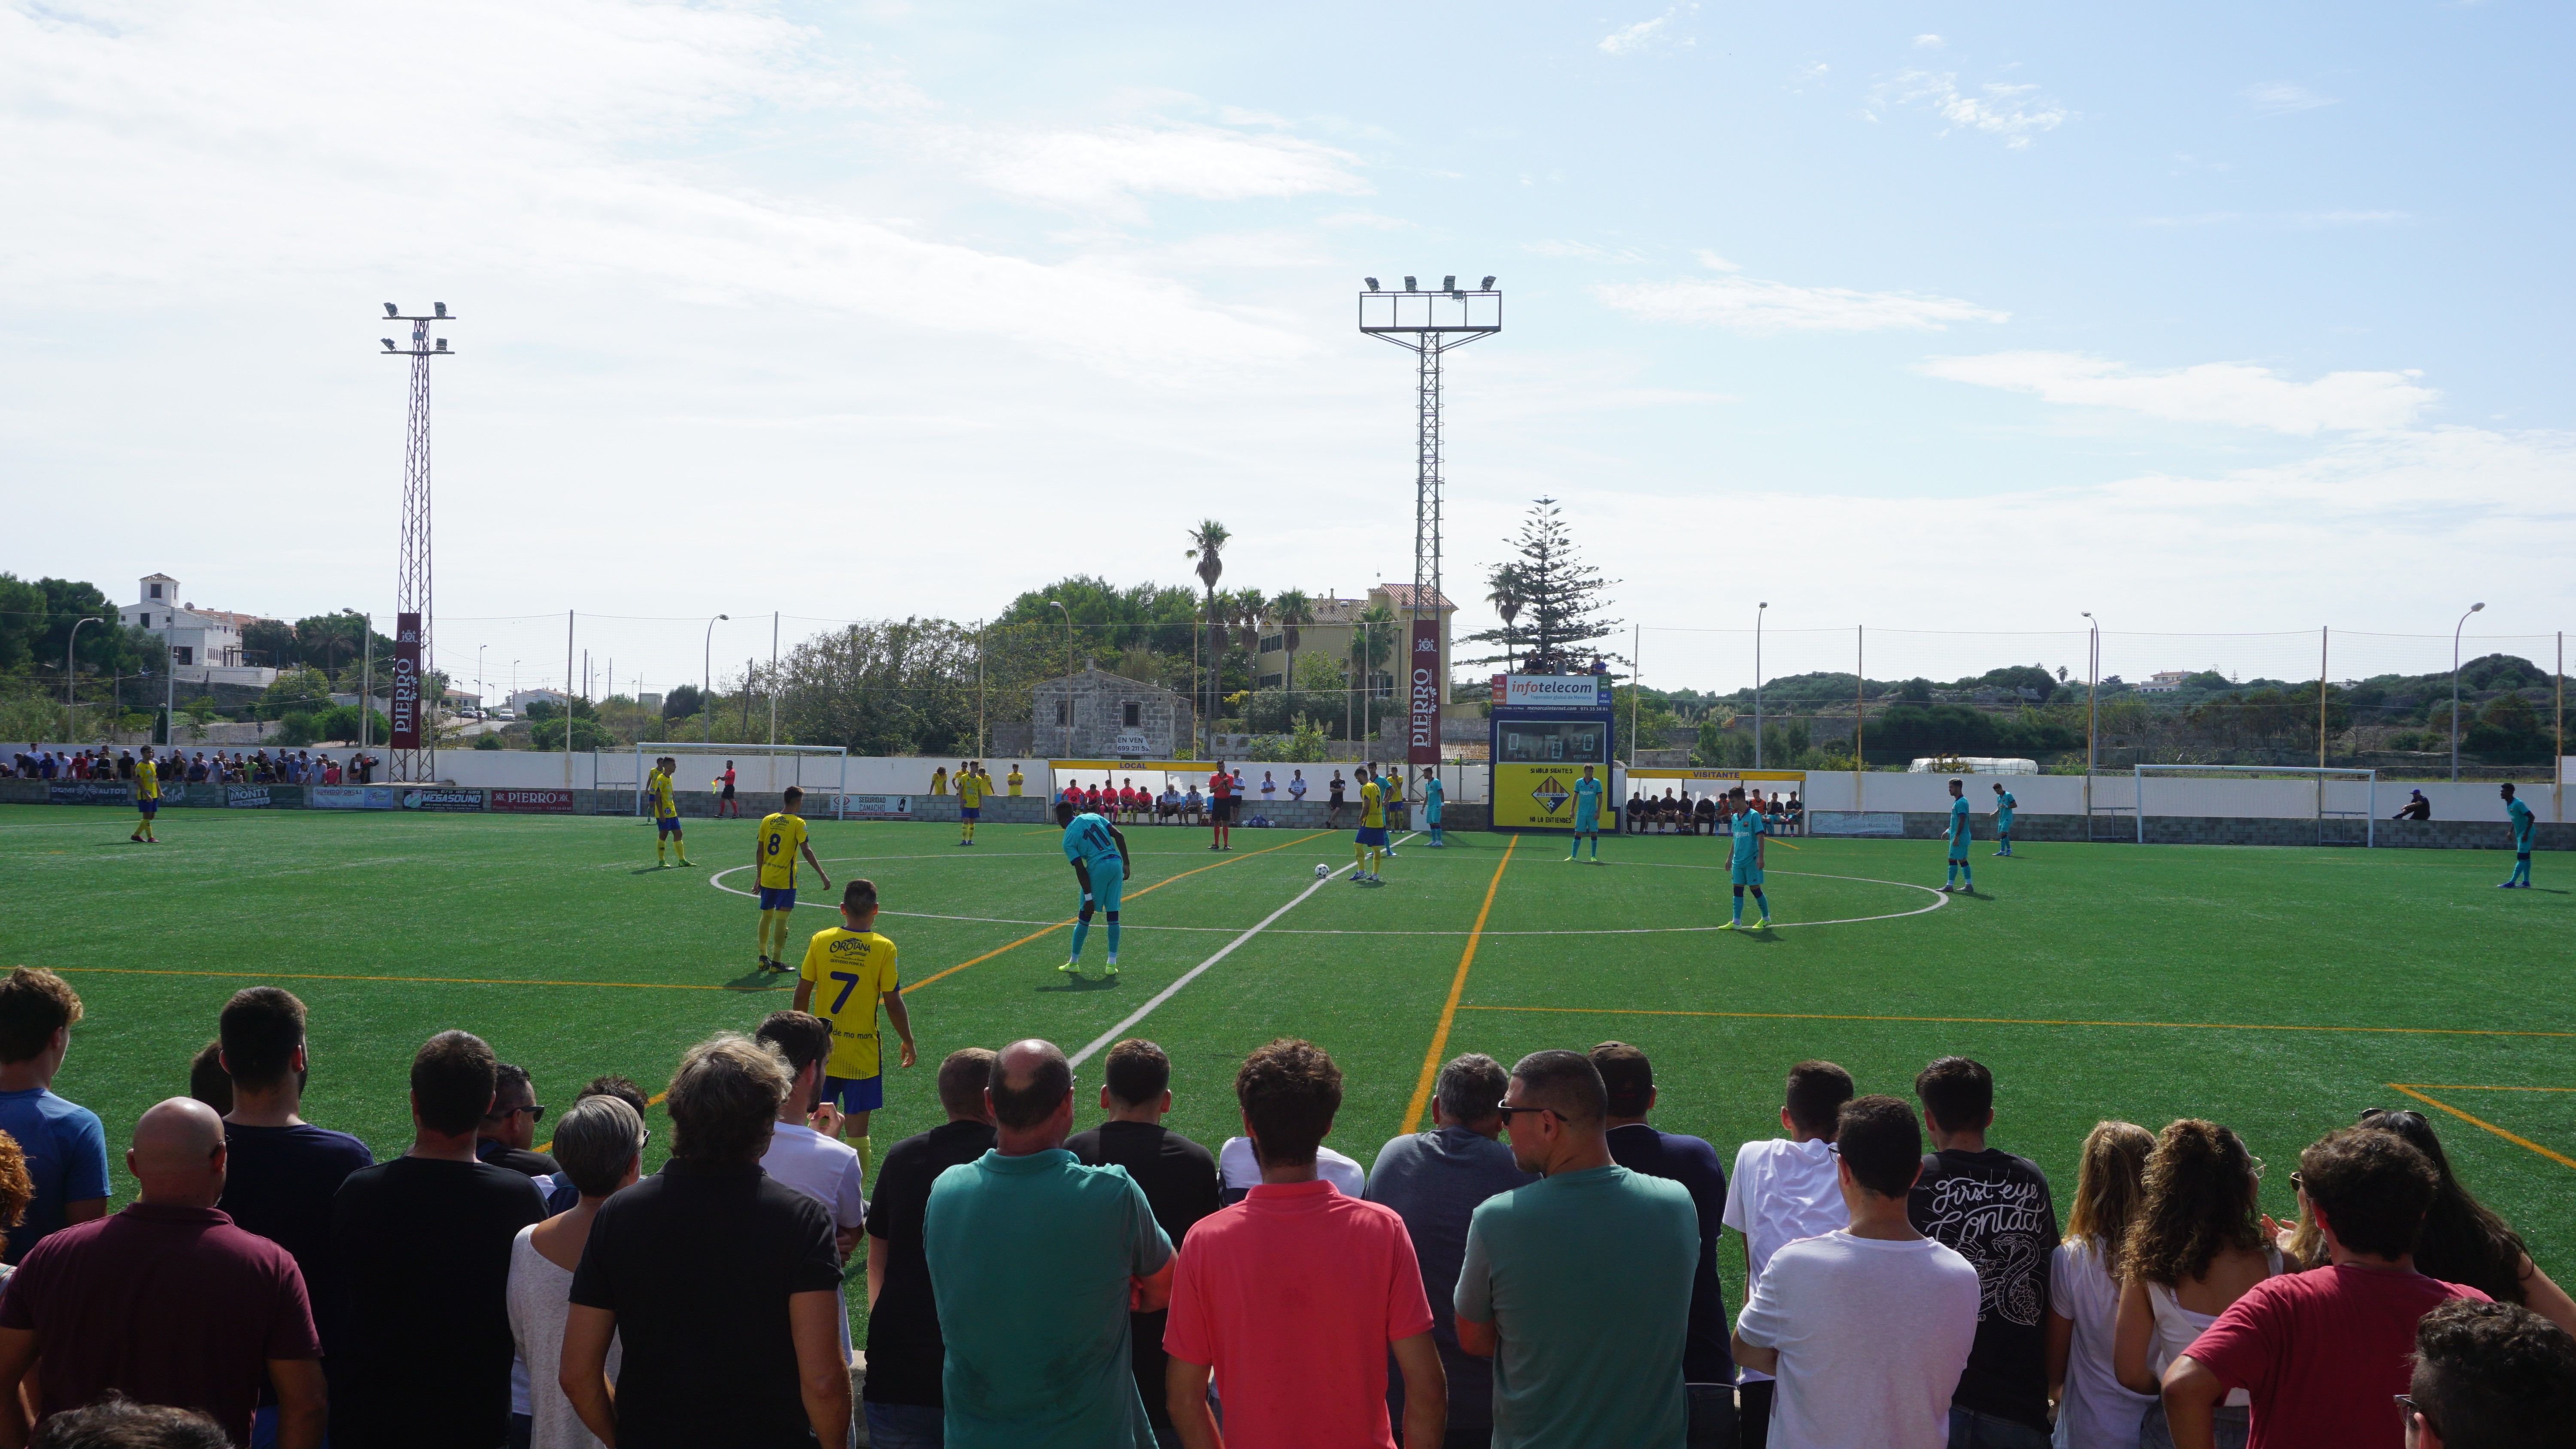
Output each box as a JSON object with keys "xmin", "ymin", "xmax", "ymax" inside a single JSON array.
[
  {"xmin": 3, "ymin": 749, "xmax": 376, "ymax": 786},
  {"xmin": 0, "ymin": 961, "xmax": 2570, "ymax": 1449}
]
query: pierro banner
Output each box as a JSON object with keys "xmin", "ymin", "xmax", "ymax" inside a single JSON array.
[
  {"xmin": 1406, "ymin": 618, "xmax": 1442, "ymax": 766},
  {"xmin": 389, "ymin": 612, "xmax": 422, "ymax": 750}
]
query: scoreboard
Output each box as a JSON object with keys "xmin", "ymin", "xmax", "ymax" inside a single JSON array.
[{"xmin": 1487, "ymin": 673, "xmax": 1618, "ymax": 832}]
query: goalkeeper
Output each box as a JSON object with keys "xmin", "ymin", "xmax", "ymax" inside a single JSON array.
[{"xmin": 1059, "ymin": 803, "xmax": 1131, "ymax": 980}]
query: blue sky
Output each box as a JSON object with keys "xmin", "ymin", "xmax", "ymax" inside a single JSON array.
[{"xmin": 5, "ymin": 1, "xmax": 2570, "ymax": 696}]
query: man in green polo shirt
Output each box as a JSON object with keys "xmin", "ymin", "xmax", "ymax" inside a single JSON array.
[
  {"xmin": 1455, "ymin": 1049, "xmax": 1698, "ymax": 1449},
  {"xmin": 922, "ymin": 1038, "xmax": 1175, "ymax": 1448}
]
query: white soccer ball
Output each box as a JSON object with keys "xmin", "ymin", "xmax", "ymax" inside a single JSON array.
[{"xmin": 1315, "ymin": 863, "xmax": 1331, "ymax": 879}]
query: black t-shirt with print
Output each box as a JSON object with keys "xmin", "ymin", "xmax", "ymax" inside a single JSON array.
[{"xmin": 1906, "ymin": 1147, "xmax": 2057, "ymax": 1430}]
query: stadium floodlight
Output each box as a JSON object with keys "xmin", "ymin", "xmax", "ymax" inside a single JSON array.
[
  {"xmin": 435, "ymin": 339, "xmax": 449, "ymax": 352},
  {"xmin": 1443, "ymin": 275, "xmax": 1457, "ymax": 291},
  {"xmin": 704, "ymin": 614, "xmax": 729, "ymax": 746},
  {"xmin": 1403, "ymin": 276, "xmax": 1417, "ymax": 291},
  {"xmin": 434, "ymin": 302, "xmax": 448, "ymax": 318},
  {"xmin": 1365, "ymin": 277, "xmax": 1380, "ymax": 291},
  {"xmin": 383, "ymin": 302, "xmax": 398, "ymax": 318},
  {"xmin": 382, "ymin": 338, "xmax": 397, "ymax": 351},
  {"xmin": 2452, "ymin": 601, "xmax": 2486, "ymax": 782},
  {"xmin": 1482, "ymin": 275, "xmax": 1497, "ymax": 288}
]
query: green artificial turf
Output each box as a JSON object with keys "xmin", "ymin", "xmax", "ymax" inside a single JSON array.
[{"xmin": 4, "ymin": 802, "xmax": 2571, "ymax": 1339}]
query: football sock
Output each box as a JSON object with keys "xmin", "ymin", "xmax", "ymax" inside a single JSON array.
[
  {"xmin": 1069, "ymin": 917, "xmax": 1091, "ymax": 959},
  {"xmin": 1752, "ymin": 888, "xmax": 1768, "ymax": 920},
  {"xmin": 1730, "ymin": 887, "xmax": 1744, "ymax": 922},
  {"xmin": 1356, "ymin": 843, "xmax": 1370, "ymax": 872},
  {"xmin": 1105, "ymin": 919, "xmax": 1121, "ymax": 957},
  {"xmin": 656, "ymin": 838, "xmax": 667, "ymax": 864},
  {"xmin": 757, "ymin": 909, "xmax": 775, "ymax": 958},
  {"xmin": 1369, "ymin": 848, "xmax": 1382, "ymax": 876},
  {"xmin": 1589, "ymin": 836, "xmax": 1599, "ymax": 858},
  {"xmin": 853, "ymin": 1135, "xmax": 872, "ymax": 1181},
  {"xmin": 1959, "ymin": 864, "xmax": 1973, "ymax": 888},
  {"xmin": 1946, "ymin": 862, "xmax": 1959, "ymax": 886}
]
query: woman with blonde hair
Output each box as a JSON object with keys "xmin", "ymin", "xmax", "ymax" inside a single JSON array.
[
  {"xmin": 2114, "ymin": 1120, "xmax": 2278, "ymax": 1449},
  {"xmin": 2047, "ymin": 1121, "xmax": 2156, "ymax": 1447}
]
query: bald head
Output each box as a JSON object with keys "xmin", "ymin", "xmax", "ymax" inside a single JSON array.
[
  {"xmin": 130, "ymin": 1097, "xmax": 228, "ymax": 1207},
  {"xmin": 989, "ymin": 1038, "xmax": 1073, "ymax": 1142}
]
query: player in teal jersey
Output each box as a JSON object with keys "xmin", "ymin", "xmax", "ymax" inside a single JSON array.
[
  {"xmin": 1716, "ymin": 786, "xmax": 1770, "ymax": 929},
  {"xmin": 2498, "ymin": 782, "xmax": 2535, "ymax": 888},
  {"xmin": 1058, "ymin": 807, "xmax": 1130, "ymax": 978},
  {"xmin": 1568, "ymin": 764, "xmax": 1604, "ymax": 861},
  {"xmin": 1939, "ymin": 777, "xmax": 1974, "ymax": 893},
  {"xmin": 1421, "ymin": 767, "xmax": 1446, "ymax": 846},
  {"xmin": 1990, "ymin": 782, "xmax": 2017, "ymax": 857}
]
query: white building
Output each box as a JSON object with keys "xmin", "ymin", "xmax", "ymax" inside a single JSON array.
[
  {"xmin": 507, "ymin": 688, "xmax": 569, "ymax": 715},
  {"xmin": 120, "ymin": 574, "xmax": 277, "ymax": 686},
  {"xmin": 2135, "ymin": 670, "xmax": 2194, "ymax": 694}
]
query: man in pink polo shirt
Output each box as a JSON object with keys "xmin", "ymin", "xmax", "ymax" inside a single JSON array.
[{"xmin": 1164, "ymin": 1039, "xmax": 1444, "ymax": 1449}]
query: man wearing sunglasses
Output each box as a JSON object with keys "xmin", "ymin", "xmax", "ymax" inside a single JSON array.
[{"xmin": 476, "ymin": 1064, "xmax": 558, "ymax": 1179}]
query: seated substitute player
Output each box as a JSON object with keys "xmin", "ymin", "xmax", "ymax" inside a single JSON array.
[
  {"xmin": 2500, "ymin": 782, "xmax": 2536, "ymax": 888},
  {"xmin": 754, "ymin": 786, "xmax": 832, "ymax": 973},
  {"xmin": 647, "ymin": 755, "xmax": 691, "ymax": 867},
  {"xmin": 1352, "ymin": 772, "xmax": 1389, "ymax": 884},
  {"xmin": 1990, "ymin": 781, "xmax": 2017, "ymax": 858},
  {"xmin": 954, "ymin": 758, "xmax": 990, "ymax": 847},
  {"xmin": 792, "ymin": 878, "xmax": 917, "ymax": 1177},
  {"xmin": 1569, "ymin": 763, "xmax": 1605, "ymax": 862},
  {"xmin": 1207, "ymin": 761, "xmax": 1235, "ymax": 850},
  {"xmin": 1939, "ymin": 776, "xmax": 1974, "ymax": 894},
  {"xmin": 1718, "ymin": 786, "xmax": 1771, "ymax": 930},
  {"xmin": 1421, "ymin": 767, "xmax": 1446, "ymax": 847},
  {"xmin": 127, "ymin": 744, "xmax": 161, "ymax": 843},
  {"xmin": 1060, "ymin": 804, "xmax": 1130, "ymax": 978}
]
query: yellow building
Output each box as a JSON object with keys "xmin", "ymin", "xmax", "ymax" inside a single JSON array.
[{"xmin": 1253, "ymin": 584, "xmax": 1457, "ymax": 703}]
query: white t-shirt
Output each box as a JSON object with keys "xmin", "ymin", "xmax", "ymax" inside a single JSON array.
[
  {"xmin": 1289, "ymin": 776, "xmax": 1307, "ymax": 798},
  {"xmin": 1722, "ymin": 1137, "xmax": 1852, "ymax": 1385},
  {"xmin": 1260, "ymin": 777, "xmax": 1277, "ymax": 798},
  {"xmin": 2050, "ymin": 1237, "xmax": 2155, "ymax": 1448},
  {"xmin": 1217, "ymin": 1137, "xmax": 1366, "ymax": 1197},
  {"xmin": 759, "ymin": 1121, "xmax": 868, "ymax": 1362},
  {"xmin": 1734, "ymin": 1230, "xmax": 1981, "ymax": 1449},
  {"xmin": 508, "ymin": 1228, "xmax": 618, "ymax": 1449}
]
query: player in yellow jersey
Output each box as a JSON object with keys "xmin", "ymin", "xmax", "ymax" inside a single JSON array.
[
  {"xmin": 1006, "ymin": 763, "xmax": 1024, "ymax": 795},
  {"xmin": 646, "ymin": 756, "xmax": 690, "ymax": 867},
  {"xmin": 1352, "ymin": 773, "xmax": 1388, "ymax": 883},
  {"xmin": 129, "ymin": 745, "xmax": 161, "ymax": 844},
  {"xmin": 792, "ymin": 877, "xmax": 916, "ymax": 1177},
  {"xmin": 753, "ymin": 786, "xmax": 832, "ymax": 974},
  {"xmin": 955, "ymin": 759, "xmax": 991, "ymax": 846}
]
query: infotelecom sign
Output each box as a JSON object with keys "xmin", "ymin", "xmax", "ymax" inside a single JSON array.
[{"xmin": 1488, "ymin": 674, "xmax": 1613, "ymax": 710}]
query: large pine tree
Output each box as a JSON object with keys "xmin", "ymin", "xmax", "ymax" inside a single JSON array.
[{"xmin": 1464, "ymin": 497, "xmax": 1619, "ymax": 671}]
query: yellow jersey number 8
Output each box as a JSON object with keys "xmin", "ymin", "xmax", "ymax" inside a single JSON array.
[{"xmin": 766, "ymin": 831, "xmax": 783, "ymax": 857}]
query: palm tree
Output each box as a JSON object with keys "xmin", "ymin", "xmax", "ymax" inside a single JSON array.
[
  {"xmin": 1485, "ymin": 565, "xmax": 1525, "ymax": 671},
  {"xmin": 1184, "ymin": 520, "xmax": 1230, "ymax": 753},
  {"xmin": 1271, "ymin": 588, "xmax": 1313, "ymax": 705}
]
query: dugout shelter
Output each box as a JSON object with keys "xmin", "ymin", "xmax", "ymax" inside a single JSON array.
[{"xmin": 1488, "ymin": 673, "xmax": 1621, "ymax": 832}]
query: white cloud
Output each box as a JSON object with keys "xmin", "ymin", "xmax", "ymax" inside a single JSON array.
[
  {"xmin": 1595, "ymin": 255, "xmax": 2004, "ymax": 333},
  {"xmin": 1919, "ymin": 352, "xmax": 2437, "ymax": 433},
  {"xmin": 2244, "ymin": 82, "xmax": 2336, "ymax": 114},
  {"xmin": 965, "ymin": 122, "xmax": 1368, "ymax": 217},
  {"xmin": 1601, "ymin": 5, "xmax": 1695, "ymax": 56},
  {"xmin": 1914, "ymin": 34, "xmax": 1945, "ymax": 48},
  {"xmin": 1870, "ymin": 70, "xmax": 2070, "ymax": 148},
  {"xmin": 1524, "ymin": 239, "xmax": 1649, "ymax": 261}
]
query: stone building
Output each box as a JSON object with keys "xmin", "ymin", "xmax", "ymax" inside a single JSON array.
[{"xmin": 1030, "ymin": 666, "xmax": 1194, "ymax": 759}]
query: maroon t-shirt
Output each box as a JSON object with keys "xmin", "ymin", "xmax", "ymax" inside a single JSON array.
[
  {"xmin": 0, "ymin": 1202, "xmax": 320, "ymax": 1446},
  {"xmin": 2186, "ymin": 1263, "xmax": 2487, "ymax": 1449}
]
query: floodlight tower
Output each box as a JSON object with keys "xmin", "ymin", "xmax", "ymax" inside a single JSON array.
[
  {"xmin": 380, "ymin": 303, "xmax": 454, "ymax": 783},
  {"xmin": 1359, "ymin": 275, "xmax": 1500, "ymax": 770}
]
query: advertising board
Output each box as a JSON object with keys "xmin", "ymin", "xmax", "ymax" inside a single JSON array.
[
  {"xmin": 402, "ymin": 788, "xmax": 484, "ymax": 812},
  {"xmin": 830, "ymin": 794, "xmax": 913, "ymax": 820},
  {"xmin": 1491, "ymin": 764, "xmax": 1610, "ymax": 831},
  {"xmin": 47, "ymin": 782, "xmax": 131, "ymax": 805},
  {"xmin": 225, "ymin": 785, "xmax": 274, "ymax": 809},
  {"xmin": 310, "ymin": 785, "xmax": 396, "ymax": 810},
  {"xmin": 489, "ymin": 789, "xmax": 575, "ymax": 814},
  {"xmin": 1406, "ymin": 620, "xmax": 1442, "ymax": 766},
  {"xmin": 1489, "ymin": 674, "xmax": 1613, "ymax": 710},
  {"xmin": 389, "ymin": 612, "xmax": 422, "ymax": 750}
]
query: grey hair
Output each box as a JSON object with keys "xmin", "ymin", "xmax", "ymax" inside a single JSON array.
[
  {"xmin": 552, "ymin": 1094, "xmax": 645, "ymax": 1198},
  {"xmin": 1435, "ymin": 1053, "xmax": 1510, "ymax": 1126},
  {"xmin": 665, "ymin": 1033, "xmax": 790, "ymax": 1166}
]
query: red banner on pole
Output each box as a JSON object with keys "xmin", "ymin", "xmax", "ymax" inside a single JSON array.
[
  {"xmin": 389, "ymin": 612, "xmax": 422, "ymax": 750},
  {"xmin": 1406, "ymin": 618, "xmax": 1442, "ymax": 765}
]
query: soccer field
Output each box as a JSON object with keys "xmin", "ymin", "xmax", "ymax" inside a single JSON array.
[{"xmin": 5, "ymin": 804, "xmax": 2572, "ymax": 1333}]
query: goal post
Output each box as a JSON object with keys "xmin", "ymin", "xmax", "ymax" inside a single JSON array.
[
  {"xmin": 623, "ymin": 741, "xmax": 851, "ymax": 819},
  {"xmin": 2132, "ymin": 764, "xmax": 2378, "ymax": 848}
]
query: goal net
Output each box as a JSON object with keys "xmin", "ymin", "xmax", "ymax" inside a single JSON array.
[
  {"xmin": 609, "ymin": 741, "xmax": 850, "ymax": 818},
  {"xmin": 2131, "ymin": 764, "xmax": 2380, "ymax": 848}
]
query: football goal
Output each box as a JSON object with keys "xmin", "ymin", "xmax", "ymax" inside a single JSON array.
[
  {"xmin": 611, "ymin": 742, "xmax": 851, "ymax": 818},
  {"xmin": 2132, "ymin": 764, "xmax": 2379, "ymax": 848}
]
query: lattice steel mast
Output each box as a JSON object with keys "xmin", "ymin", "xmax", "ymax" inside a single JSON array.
[
  {"xmin": 380, "ymin": 303, "xmax": 453, "ymax": 783},
  {"xmin": 1359, "ymin": 275, "xmax": 1499, "ymax": 765}
]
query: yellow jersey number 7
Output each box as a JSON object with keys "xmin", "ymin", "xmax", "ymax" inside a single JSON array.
[{"xmin": 828, "ymin": 971, "xmax": 866, "ymax": 1013}]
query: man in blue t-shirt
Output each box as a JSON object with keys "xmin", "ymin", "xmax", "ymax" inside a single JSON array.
[
  {"xmin": 0, "ymin": 968, "xmax": 109, "ymax": 1264},
  {"xmin": 2499, "ymin": 782, "xmax": 2536, "ymax": 888},
  {"xmin": 1990, "ymin": 782, "xmax": 2017, "ymax": 858},
  {"xmin": 1941, "ymin": 778, "xmax": 1975, "ymax": 894}
]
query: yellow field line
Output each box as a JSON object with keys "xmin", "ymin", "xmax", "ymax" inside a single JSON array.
[
  {"xmin": 1455, "ymin": 1004, "xmax": 2576, "ymax": 1039},
  {"xmin": 1401, "ymin": 835, "xmax": 1518, "ymax": 1134},
  {"xmin": 899, "ymin": 830, "xmax": 1333, "ymax": 994},
  {"xmin": 2387, "ymin": 1084, "xmax": 2576, "ymax": 1173},
  {"xmin": 55, "ymin": 967, "xmax": 790, "ymax": 993},
  {"xmin": 2394, "ymin": 1084, "xmax": 2576, "ymax": 1092}
]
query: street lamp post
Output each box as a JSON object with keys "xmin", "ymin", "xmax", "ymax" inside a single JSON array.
[
  {"xmin": 1049, "ymin": 600, "xmax": 1072, "ymax": 756},
  {"xmin": 1754, "ymin": 602, "xmax": 1769, "ymax": 769},
  {"xmin": 476, "ymin": 645, "xmax": 487, "ymax": 728},
  {"xmin": 65, "ymin": 616, "xmax": 103, "ymax": 744},
  {"xmin": 704, "ymin": 614, "xmax": 729, "ymax": 746},
  {"xmin": 2081, "ymin": 612, "xmax": 2100, "ymax": 834},
  {"xmin": 2452, "ymin": 602, "xmax": 2485, "ymax": 782}
]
